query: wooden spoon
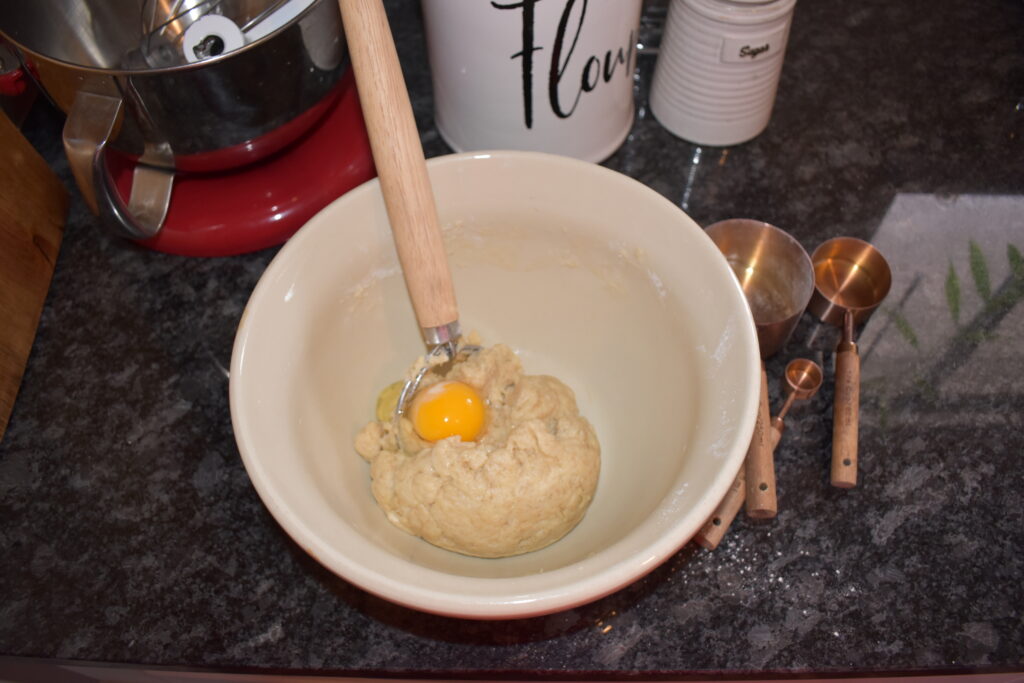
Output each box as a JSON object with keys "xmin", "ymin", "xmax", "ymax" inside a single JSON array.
[{"xmin": 338, "ymin": 0, "xmax": 462, "ymax": 349}]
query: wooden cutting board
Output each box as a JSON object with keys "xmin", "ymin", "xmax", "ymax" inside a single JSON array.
[{"xmin": 0, "ymin": 110, "xmax": 69, "ymax": 442}]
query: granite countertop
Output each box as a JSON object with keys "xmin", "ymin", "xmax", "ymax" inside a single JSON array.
[{"xmin": 2, "ymin": 0, "xmax": 1022, "ymax": 677}]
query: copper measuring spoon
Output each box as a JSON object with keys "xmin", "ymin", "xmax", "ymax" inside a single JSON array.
[
  {"xmin": 769, "ymin": 358, "xmax": 823, "ymax": 451},
  {"xmin": 808, "ymin": 237, "xmax": 892, "ymax": 488}
]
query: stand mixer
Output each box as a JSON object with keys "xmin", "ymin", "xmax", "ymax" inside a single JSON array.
[{"xmin": 0, "ymin": 0, "xmax": 374, "ymax": 256}]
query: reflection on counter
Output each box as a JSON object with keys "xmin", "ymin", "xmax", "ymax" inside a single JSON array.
[{"xmin": 856, "ymin": 193, "xmax": 1023, "ymax": 427}]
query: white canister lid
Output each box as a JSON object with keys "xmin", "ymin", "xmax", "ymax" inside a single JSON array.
[{"xmin": 683, "ymin": 0, "xmax": 797, "ymax": 25}]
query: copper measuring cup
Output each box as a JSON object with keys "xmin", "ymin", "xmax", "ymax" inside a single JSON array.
[
  {"xmin": 808, "ymin": 237, "xmax": 892, "ymax": 488},
  {"xmin": 769, "ymin": 358, "xmax": 823, "ymax": 451},
  {"xmin": 706, "ymin": 220, "xmax": 816, "ymax": 360},
  {"xmin": 704, "ymin": 219, "xmax": 814, "ymax": 526}
]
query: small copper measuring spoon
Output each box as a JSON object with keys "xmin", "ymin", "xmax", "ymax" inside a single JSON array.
[
  {"xmin": 808, "ymin": 237, "xmax": 892, "ymax": 488},
  {"xmin": 769, "ymin": 358, "xmax": 823, "ymax": 451}
]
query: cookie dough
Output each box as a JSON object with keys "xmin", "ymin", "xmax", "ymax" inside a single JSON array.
[{"xmin": 354, "ymin": 344, "xmax": 600, "ymax": 558}]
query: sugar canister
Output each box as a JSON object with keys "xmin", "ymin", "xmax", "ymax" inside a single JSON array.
[{"xmin": 650, "ymin": 0, "xmax": 797, "ymax": 146}]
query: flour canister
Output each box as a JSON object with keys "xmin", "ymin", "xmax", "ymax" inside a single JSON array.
[
  {"xmin": 650, "ymin": 0, "xmax": 797, "ymax": 146},
  {"xmin": 421, "ymin": 0, "xmax": 643, "ymax": 163}
]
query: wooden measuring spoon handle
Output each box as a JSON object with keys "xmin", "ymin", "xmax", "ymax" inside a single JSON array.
[
  {"xmin": 831, "ymin": 341, "xmax": 860, "ymax": 488},
  {"xmin": 695, "ymin": 467, "xmax": 746, "ymax": 550},
  {"xmin": 338, "ymin": 0, "xmax": 459, "ymax": 333},
  {"xmin": 745, "ymin": 362, "xmax": 777, "ymax": 518},
  {"xmin": 769, "ymin": 416, "xmax": 784, "ymax": 452}
]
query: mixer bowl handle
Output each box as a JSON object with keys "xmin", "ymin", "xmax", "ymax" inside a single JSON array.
[{"xmin": 63, "ymin": 90, "xmax": 173, "ymax": 241}]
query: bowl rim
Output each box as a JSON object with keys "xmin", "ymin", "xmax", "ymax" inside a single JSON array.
[{"xmin": 229, "ymin": 149, "xmax": 760, "ymax": 619}]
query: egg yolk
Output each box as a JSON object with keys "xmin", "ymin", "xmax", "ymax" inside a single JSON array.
[{"xmin": 410, "ymin": 380, "xmax": 485, "ymax": 443}]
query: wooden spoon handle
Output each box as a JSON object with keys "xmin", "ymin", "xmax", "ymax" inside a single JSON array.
[
  {"xmin": 695, "ymin": 466, "xmax": 746, "ymax": 550},
  {"xmin": 745, "ymin": 362, "xmax": 777, "ymax": 518},
  {"xmin": 831, "ymin": 342, "xmax": 860, "ymax": 488},
  {"xmin": 338, "ymin": 0, "xmax": 459, "ymax": 333}
]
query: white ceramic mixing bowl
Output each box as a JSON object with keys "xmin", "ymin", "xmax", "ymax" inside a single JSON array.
[{"xmin": 230, "ymin": 150, "xmax": 759, "ymax": 619}]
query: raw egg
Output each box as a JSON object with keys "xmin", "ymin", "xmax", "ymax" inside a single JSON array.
[
  {"xmin": 375, "ymin": 380, "xmax": 405, "ymax": 422},
  {"xmin": 410, "ymin": 380, "xmax": 485, "ymax": 442}
]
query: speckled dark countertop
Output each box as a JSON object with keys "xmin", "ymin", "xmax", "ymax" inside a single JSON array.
[{"xmin": 1, "ymin": 0, "xmax": 1022, "ymax": 678}]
